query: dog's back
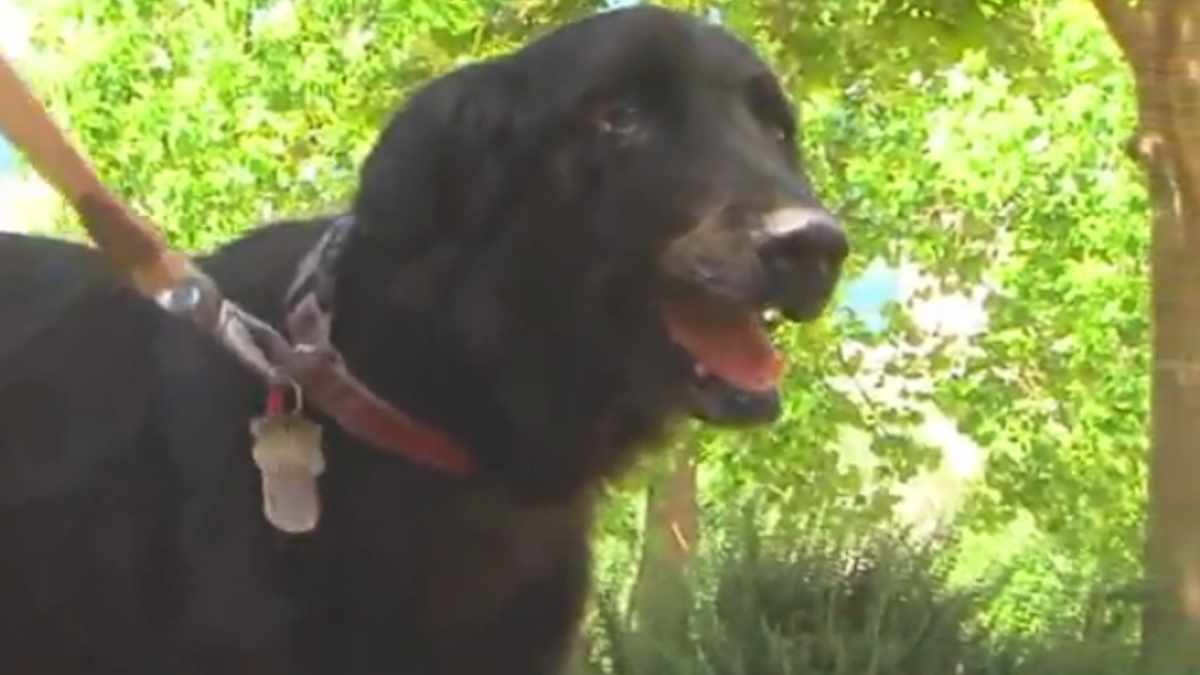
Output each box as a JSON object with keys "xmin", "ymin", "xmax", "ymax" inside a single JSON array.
[
  {"xmin": 0, "ymin": 223, "xmax": 326, "ymax": 673},
  {"xmin": 0, "ymin": 233, "xmax": 173, "ymax": 671}
]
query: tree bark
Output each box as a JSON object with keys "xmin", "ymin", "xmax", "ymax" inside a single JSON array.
[
  {"xmin": 629, "ymin": 444, "xmax": 699, "ymax": 653},
  {"xmin": 1094, "ymin": 0, "xmax": 1200, "ymax": 665}
]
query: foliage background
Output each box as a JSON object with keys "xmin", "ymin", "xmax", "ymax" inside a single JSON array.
[{"xmin": 4, "ymin": 0, "xmax": 1150, "ymax": 662}]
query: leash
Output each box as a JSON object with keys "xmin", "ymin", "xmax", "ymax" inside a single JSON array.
[
  {"xmin": 0, "ymin": 50, "xmax": 474, "ymax": 532},
  {"xmin": 0, "ymin": 52, "xmax": 291, "ymax": 383}
]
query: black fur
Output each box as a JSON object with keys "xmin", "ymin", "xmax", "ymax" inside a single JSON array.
[{"xmin": 0, "ymin": 6, "xmax": 846, "ymax": 675}]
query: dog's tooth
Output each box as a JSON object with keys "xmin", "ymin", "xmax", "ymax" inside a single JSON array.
[
  {"xmin": 694, "ymin": 363, "xmax": 708, "ymax": 377},
  {"xmin": 762, "ymin": 308, "xmax": 781, "ymax": 324}
]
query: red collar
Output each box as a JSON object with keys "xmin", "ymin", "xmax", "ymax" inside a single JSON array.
[
  {"xmin": 263, "ymin": 372, "xmax": 473, "ymax": 475},
  {"xmin": 263, "ymin": 216, "xmax": 475, "ymax": 476}
]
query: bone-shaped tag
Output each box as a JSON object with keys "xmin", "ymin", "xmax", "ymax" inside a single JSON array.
[{"xmin": 250, "ymin": 414, "xmax": 325, "ymax": 534}]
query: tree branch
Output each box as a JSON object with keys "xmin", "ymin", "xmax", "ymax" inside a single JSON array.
[{"xmin": 1091, "ymin": 0, "xmax": 1150, "ymax": 70}]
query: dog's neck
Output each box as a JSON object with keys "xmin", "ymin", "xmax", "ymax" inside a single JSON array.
[
  {"xmin": 331, "ymin": 321, "xmax": 671, "ymax": 502},
  {"xmin": 326, "ymin": 260, "xmax": 672, "ymax": 503}
]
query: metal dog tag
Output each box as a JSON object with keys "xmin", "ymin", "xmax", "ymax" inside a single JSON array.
[{"xmin": 250, "ymin": 414, "xmax": 325, "ymax": 534}]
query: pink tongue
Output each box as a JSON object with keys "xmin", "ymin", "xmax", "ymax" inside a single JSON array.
[{"xmin": 664, "ymin": 305, "xmax": 785, "ymax": 392}]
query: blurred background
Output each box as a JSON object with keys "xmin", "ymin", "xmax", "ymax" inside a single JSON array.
[{"xmin": 0, "ymin": 0, "xmax": 1169, "ymax": 672}]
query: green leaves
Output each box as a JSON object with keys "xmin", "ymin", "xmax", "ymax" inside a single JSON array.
[
  {"xmin": 23, "ymin": 0, "xmax": 594, "ymax": 250},
  {"xmin": 676, "ymin": 0, "xmax": 1146, "ymax": 588}
]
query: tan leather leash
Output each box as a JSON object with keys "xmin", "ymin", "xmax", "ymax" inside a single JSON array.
[{"xmin": 0, "ymin": 52, "xmax": 293, "ymax": 382}]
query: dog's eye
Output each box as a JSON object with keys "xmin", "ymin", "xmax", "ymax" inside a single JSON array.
[{"xmin": 595, "ymin": 100, "xmax": 642, "ymax": 135}]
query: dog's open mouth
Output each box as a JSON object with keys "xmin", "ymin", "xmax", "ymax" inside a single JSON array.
[
  {"xmin": 663, "ymin": 298, "xmax": 786, "ymax": 427},
  {"xmin": 664, "ymin": 299, "xmax": 783, "ymax": 391}
]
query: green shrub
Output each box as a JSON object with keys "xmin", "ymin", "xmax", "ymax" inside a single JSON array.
[{"xmin": 582, "ymin": 517, "xmax": 1142, "ymax": 675}]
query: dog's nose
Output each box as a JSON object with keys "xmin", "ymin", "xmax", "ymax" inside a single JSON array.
[
  {"xmin": 760, "ymin": 207, "xmax": 849, "ymax": 269},
  {"xmin": 757, "ymin": 207, "xmax": 849, "ymax": 320}
]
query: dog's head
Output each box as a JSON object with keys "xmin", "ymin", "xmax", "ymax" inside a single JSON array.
[{"xmin": 345, "ymin": 6, "xmax": 847, "ymax": 465}]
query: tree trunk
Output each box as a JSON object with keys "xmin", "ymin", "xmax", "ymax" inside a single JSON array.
[
  {"xmin": 629, "ymin": 444, "xmax": 699, "ymax": 656},
  {"xmin": 1094, "ymin": 0, "xmax": 1200, "ymax": 666}
]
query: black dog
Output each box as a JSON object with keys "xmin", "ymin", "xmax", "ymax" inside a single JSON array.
[{"xmin": 0, "ymin": 6, "xmax": 847, "ymax": 675}]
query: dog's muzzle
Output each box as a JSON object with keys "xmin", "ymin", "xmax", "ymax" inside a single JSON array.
[
  {"xmin": 683, "ymin": 205, "xmax": 848, "ymax": 428},
  {"xmin": 756, "ymin": 206, "xmax": 849, "ymax": 321}
]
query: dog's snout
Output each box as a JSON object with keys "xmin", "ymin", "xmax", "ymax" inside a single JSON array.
[
  {"xmin": 760, "ymin": 207, "xmax": 849, "ymax": 267},
  {"xmin": 756, "ymin": 207, "xmax": 848, "ymax": 321}
]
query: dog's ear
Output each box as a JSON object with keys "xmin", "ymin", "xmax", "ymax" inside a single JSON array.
[
  {"xmin": 340, "ymin": 61, "xmax": 523, "ymax": 347},
  {"xmin": 353, "ymin": 60, "xmax": 521, "ymax": 247}
]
